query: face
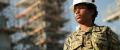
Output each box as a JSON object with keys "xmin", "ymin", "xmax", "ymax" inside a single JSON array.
[{"xmin": 74, "ymin": 5, "xmax": 95, "ymax": 23}]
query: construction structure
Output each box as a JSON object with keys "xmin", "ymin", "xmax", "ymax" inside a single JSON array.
[
  {"xmin": 0, "ymin": 0, "xmax": 9, "ymax": 11},
  {"xmin": 1, "ymin": 0, "xmax": 69, "ymax": 50},
  {"xmin": 0, "ymin": 0, "xmax": 12, "ymax": 50},
  {"xmin": 104, "ymin": 0, "xmax": 120, "ymax": 22}
]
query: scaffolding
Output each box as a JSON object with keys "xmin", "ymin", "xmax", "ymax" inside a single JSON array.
[{"xmin": 1, "ymin": 0, "xmax": 68, "ymax": 50}]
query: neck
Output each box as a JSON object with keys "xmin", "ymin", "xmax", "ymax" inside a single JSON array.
[{"xmin": 79, "ymin": 21, "xmax": 94, "ymax": 32}]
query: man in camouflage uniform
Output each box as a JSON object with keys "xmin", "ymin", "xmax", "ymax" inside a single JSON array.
[{"xmin": 63, "ymin": 0, "xmax": 120, "ymax": 50}]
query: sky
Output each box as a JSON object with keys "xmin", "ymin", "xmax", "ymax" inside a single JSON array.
[{"xmin": 63, "ymin": 0, "xmax": 120, "ymax": 35}]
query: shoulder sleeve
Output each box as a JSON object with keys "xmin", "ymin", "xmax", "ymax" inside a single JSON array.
[
  {"xmin": 63, "ymin": 31, "xmax": 76, "ymax": 50},
  {"xmin": 63, "ymin": 37, "xmax": 70, "ymax": 50},
  {"xmin": 106, "ymin": 27, "xmax": 120, "ymax": 50}
]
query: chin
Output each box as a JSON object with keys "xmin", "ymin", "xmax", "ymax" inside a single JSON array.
[
  {"xmin": 76, "ymin": 19, "xmax": 81, "ymax": 22},
  {"xmin": 76, "ymin": 19, "xmax": 84, "ymax": 24},
  {"xmin": 76, "ymin": 20, "xmax": 82, "ymax": 23}
]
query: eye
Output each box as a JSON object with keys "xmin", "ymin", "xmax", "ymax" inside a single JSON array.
[{"xmin": 74, "ymin": 9, "xmax": 80, "ymax": 14}]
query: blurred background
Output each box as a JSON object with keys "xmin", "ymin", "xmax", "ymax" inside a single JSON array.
[{"xmin": 0, "ymin": 0, "xmax": 120, "ymax": 50}]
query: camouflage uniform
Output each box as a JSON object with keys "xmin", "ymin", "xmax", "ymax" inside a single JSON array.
[{"xmin": 64, "ymin": 26, "xmax": 120, "ymax": 50}]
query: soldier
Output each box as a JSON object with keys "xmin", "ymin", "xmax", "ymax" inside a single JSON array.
[{"xmin": 63, "ymin": 0, "xmax": 120, "ymax": 50}]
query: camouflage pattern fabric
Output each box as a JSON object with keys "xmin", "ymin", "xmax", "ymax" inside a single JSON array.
[{"xmin": 63, "ymin": 26, "xmax": 120, "ymax": 50}]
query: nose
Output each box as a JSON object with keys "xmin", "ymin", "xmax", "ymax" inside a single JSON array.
[{"xmin": 74, "ymin": 10, "xmax": 80, "ymax": 18}]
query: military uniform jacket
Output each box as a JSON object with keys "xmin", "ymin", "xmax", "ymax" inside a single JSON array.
[{"xmin": 64, "ymin": 26, "xmax": 120, "ymax": 50}]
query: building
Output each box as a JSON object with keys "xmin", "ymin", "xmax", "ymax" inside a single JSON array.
[{"xmin": 0, "ymin": 0, "xmax": 11, "ymax": 50}]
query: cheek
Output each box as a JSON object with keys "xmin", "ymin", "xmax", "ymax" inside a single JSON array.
[
  {"xmin": 88, "ymin": 10, "xmax": 95, "ymax": 16},
  {"xmin": 85, "ymin": 11, "xmax": 94, "ymax": 17}
]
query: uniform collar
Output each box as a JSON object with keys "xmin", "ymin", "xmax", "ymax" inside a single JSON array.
[
  {"xmin": 76, "ymin": 26, "xmax": 93, "ymax": 33},
  {"xmin": 92, "ymin": 26, "xmax": 102, "ymax": 32},
  {"xmin": 79, "ymin": 27, "xmax": 93, "ymax": 32},
  {"xmin": 76, "ymin": 25, "xmax": 101, "ymax": 33}
]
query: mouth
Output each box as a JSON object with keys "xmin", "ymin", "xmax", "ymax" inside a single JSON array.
[
  {"xmin": 76, "ymin": 17, "xmax": 81, "ymax": 19},
  {"xmin": 76, "ymin": 15, "xmax": 81, "ymax": 19},
  {"xmin": 76, "ymin": 17, "xmax": 81, "ymax": 21}
]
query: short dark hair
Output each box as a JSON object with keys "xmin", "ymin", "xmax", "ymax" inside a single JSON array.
[{"xmin": 74, "ymin": 2, "xmax": 98, "ymax": 22}]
